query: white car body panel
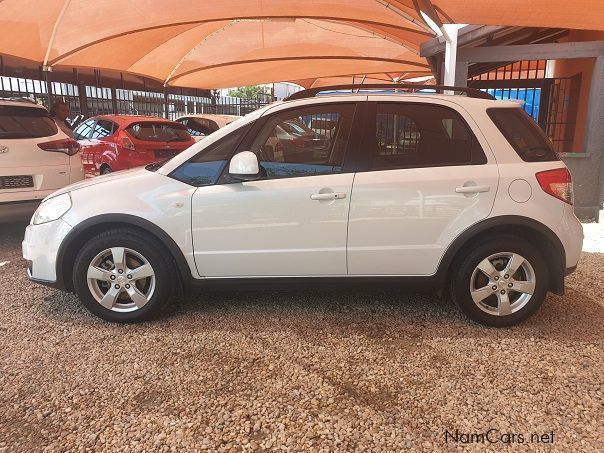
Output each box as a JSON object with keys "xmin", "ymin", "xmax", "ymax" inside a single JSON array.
[
  {"xmin": 24, "ymin": 169, "xmax": 197, "ymax": 281},
  {"xmin": 191, "ymin": 173, "xmax": 354, "ymax": 277}
]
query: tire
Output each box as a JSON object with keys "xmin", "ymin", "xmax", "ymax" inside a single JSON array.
[
  {"xmin": 72, "ymin": 228, "xmax": 175, "ymax": 323},
  {"xmin": 100, "ymin": 165, "xmax": 112, "ymax": 175},
  {"xmin": 450, "ymin": 235, "xmax": 549, "ymax": 327}
]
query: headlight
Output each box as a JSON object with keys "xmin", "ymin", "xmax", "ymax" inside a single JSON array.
[{"xmin": 32, "ymin": 193, "xmax": 72, "ymax": 225}]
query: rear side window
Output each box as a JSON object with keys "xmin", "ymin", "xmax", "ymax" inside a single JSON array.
[
  {"xmin": 90, "ymin": 120, "xmax": 115, "ymax": 138},
  {"xmin": 126, "ymin": 122, "xmax": 191, "ymax": 142},
  {"xmin": 74, "ymin": 119, "xmax": 95, "ymax": 140},
  {"xmin": 0, "ymin": 105, "xmax": 58, "ymax": 139},
  {"xmin": 487, "ymin": 107, "xmax": 559, "ymax": 162},
  {"xmin": 370, "ymin": 103, "xmax": 486, "ymax": 171}
]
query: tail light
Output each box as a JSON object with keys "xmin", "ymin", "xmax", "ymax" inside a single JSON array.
[
  {"xmin": 37, "ymin": 138, "xmax": 80, "ymax": 156},
  {"xmin": 535, "ymin": 168, "xmax": 573, "ymax": 205},
  {"xmin": 122, "ymin": 136, "xmax": 136, "ymax": 151}
]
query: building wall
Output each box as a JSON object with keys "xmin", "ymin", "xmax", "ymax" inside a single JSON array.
[
  {"xmin": 553, "ymin": 30, "xmax": 604, "ymax": 152},
  {"xmin": 552, "ymin": 30, "xmax": 604, "ymax": 219}
]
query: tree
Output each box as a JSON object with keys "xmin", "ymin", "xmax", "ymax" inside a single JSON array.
[{"xmin": 228, "ymin": 85, "xmax": 267, "ymax": 100}]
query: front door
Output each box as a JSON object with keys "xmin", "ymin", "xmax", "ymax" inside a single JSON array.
[
  {"xmin": 191, "ymin": 102, "xmax": 358, "ymax": 277},
  {"xmin": 347, "ymin": 98, "xmax": 499, "ymax": 276}
]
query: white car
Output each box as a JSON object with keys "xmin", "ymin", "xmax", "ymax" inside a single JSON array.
[
  {"xmin": 22, "ymin": 86, "xmax": 583, "ymax": 326},
  {"xmin": 0, "ymin": 99, "xmax": 84, "ymax": 222},
  {"xmin": 175, "ymin": 114, "xmax": 241, "ymax": 142}
]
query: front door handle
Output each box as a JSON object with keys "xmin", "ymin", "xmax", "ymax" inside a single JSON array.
[
  {"xmin": 310, "ymin": 192, "xmax": 347, "ymax": 201},
  {"xmin": 455, "ymin": 185, "xmax": 491, "ymax": 194}
]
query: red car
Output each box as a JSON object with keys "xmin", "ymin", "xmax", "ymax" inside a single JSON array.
[{"xmin": 73, "ymin": 115, "xmax": 195, "ymax": 176}]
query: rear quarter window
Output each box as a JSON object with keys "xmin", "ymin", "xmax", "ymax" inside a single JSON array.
[
  {"xmin": 487, "ymin": 107, "xmax": 559, "ymax": 162},
  {"xmin": 0, "ymin": 105, "xmax": 58, "ymax": 139}
]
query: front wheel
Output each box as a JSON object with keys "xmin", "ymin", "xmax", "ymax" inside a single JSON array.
[
  {"xmin": 450, "ymin": 236, "xmax": 549, "ymax": 327},
  {"xmin": 73, "ymin": 229, "xmax": 175, "ymax": 322}
]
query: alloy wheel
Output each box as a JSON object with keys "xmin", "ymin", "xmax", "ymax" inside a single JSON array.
[
  {"xmin": 86, "ymin": 247, "xmax": 156, "ymax": 312},
  {"xmin": 469, "ymin": 252, "xmax": 536, "ymax": 317}
]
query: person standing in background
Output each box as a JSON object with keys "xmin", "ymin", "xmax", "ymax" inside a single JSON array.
[{"xmin": 49, "ymin": 101, "xmax": 74, "ymax": 138}]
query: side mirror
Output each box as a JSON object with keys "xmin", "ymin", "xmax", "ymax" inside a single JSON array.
[{"xmin": 229, "ymin": 151, "xmax": 261, "ymax": 181}]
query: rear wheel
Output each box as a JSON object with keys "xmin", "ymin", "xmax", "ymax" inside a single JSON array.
[
  {"xmin": 100, "ymin": 165, "xmax": 112, "ymax": 175},
  {"xmin": 73, "ymin": 229, "xmax": 174, "ymax": 322},
  {"xmin": 450, "ymin": 236, "xmax": 549, "ymax": 327}
]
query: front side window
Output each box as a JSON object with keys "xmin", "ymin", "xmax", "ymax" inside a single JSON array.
[
  {"xmin": 247, "ymin": 104, "xmax": 355, "ymax": 179},
  {"xmin": 169, "ymin": 125, "xmax": 250, "ymax": 186},
  {"xmin": 370, "ymin": 103, "xmax": 486, "ymax": 170},
  {"xmin": 73, "ymin": 119, "xmax": 95, "ymax": 140}
]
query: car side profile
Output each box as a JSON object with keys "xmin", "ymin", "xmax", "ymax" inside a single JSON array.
[
  {"xmin": 74, "ymin": 115, "xmax": 195, "ymax": 176},
  {"xmin": 0, "ymin": 99, "xmax": 83, "ymax": 222},
  {"xmin": 23, "ymin": 85, "xmax": 583, "ymax": 327}
]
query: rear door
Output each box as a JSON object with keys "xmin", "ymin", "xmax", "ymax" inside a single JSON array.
[
  {"xmin": 347, "ymin": 98, "xmax": 499, "ymax": 276},
  {"xmin": 0, "ymin": 104, "xmax": 70, "ymax": 201}
]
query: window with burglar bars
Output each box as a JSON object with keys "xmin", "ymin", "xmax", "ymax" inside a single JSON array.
[{"xmin": 470, "ymin": 60, "xmax": 581, "ymax": 153}]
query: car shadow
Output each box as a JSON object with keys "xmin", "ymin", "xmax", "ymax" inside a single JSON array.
[{"xmin": 41, "ymin": 280, "xmax": 604, "ymax": 346}]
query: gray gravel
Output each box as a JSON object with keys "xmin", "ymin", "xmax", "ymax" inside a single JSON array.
[{"xmin": 0, "ymin": 221, "xmax": 602, "ymax": 452}]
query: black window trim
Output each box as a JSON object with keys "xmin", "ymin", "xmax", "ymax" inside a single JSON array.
[{"xmin": 356, "ymin": 101, "xmax": 489, "ymax": 172}]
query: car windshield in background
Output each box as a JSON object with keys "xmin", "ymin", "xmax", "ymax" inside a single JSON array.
[
  {"xmin": 487, "ymin": 107, "xmax": 559, "ymax": 162},
  {"xmin": 126, "ymin": 122, "xmax": 190, "ymax": 142},
  {"xmin": 0, "ymin": 105, "xmax": 58, "ymax": 139}
]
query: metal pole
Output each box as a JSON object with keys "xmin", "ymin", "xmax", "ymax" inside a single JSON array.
[{"xmin": 442, "ymin": 24, "xmax": 460, "ymax": 91}]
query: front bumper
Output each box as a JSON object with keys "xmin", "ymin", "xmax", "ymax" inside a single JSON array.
[{"xmin": 22, "ymin": 218, "xmax": 73, "ymax": 286}]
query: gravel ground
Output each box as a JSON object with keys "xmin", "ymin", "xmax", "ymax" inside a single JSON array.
[{"xmin": 0, "ymin": 221, "xmax": 602, "ymax": 452}]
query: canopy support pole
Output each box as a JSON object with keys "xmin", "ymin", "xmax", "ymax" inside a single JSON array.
[
  {"xmin": 442, "ymin": 24, "xmax": 461, "ymax": 91},
  {"xmin": 43, "ymin": 0, "xmax": 72, "ymax": 71}
]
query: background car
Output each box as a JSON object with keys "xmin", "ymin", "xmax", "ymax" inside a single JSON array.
[
  {"xmin": 0, "ymin": 98, "xmax": 83, "ymax": 222},
  {"xmin": 175, "ymin": 114, "xmax": 241, "ymax": 142},
  {"xmin": 74, "ymin": 115, "xmax": 195, "ymax": 176}
]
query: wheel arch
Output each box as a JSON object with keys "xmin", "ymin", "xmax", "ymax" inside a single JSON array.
[
  {"xmin": 438, "ymin": 215, "xmax": 566, "ymax": 295},
  {"xmin": 56, "ymin": 214, "xmax": 193, "ymax": 292}
]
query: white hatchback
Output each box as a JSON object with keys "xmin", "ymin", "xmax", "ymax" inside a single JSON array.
[
  {"xmin": 0, "ymin": 99, "xmax": 84, "ymax": 222},
  {"xmin": 22, "ymin": 86, "xmax": 583, "ymax": 326}
]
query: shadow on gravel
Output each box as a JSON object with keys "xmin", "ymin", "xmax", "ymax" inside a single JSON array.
[{"xmin": 41, "ymin": 284, "xmax": 604, "ymax": 345}]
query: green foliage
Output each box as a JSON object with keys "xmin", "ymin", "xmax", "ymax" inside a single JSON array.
[{"xmin": 228, "ymin": 85, "xmax": 267, "ymax": 100}]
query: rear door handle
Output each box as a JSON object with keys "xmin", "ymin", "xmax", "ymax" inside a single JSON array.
[
  {"xmin": 310, "ymin": 192, "xmax": 347, "ymax": 201},
  {"xmin": 455, "ymin": 185, "xmax": 491, "ymax": 194}
]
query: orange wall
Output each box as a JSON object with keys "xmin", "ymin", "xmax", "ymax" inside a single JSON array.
[{"xmin": 553, "ymin": 30, "xmax": 604, "ymax": 152}]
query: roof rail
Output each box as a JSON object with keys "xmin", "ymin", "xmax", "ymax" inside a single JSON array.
[{"xmin": 284, "ymin": 83, "xmax": 496, "ymax": 101}]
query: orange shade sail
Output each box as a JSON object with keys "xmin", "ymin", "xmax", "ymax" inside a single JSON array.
[{"xmin": 0, "ymin": 1, "xmax": 602, "ymax": 89}]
